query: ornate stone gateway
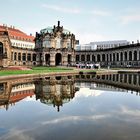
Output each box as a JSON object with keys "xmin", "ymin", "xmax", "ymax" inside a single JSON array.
[{"xmin": 35, "ymin": 21, "xmax": 76, "ymax": 66}]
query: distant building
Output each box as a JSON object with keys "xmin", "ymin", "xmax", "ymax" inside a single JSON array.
[
  {"xmin": 90, "ymin": 40, "xmax": 130, "ymax": 50},
  {"xmin": 75, "ymin": 44, "xmax": 97, "ymax": 51},
  {"xmin": 76, "ymin": 40, "xmax": 130, "ymax": 51}
]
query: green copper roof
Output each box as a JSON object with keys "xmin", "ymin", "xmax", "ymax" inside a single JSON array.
[{"xmin": 40, "ymin": 27, "xmax": 70, "ymax": 34}]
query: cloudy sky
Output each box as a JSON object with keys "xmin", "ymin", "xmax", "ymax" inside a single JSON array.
[{"xmin": 0, "ymin": 0, "xmax": 140, "ymax": 44}]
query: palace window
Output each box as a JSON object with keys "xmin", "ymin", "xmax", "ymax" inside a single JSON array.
[
  {"xmin": 0, "ymin": 42, "xmax": 3, "ymax": 55},
  {"xmin": 27, "ymin": 53, "xmax": 31, "ymax": 61},
  {"xmin": 33, "ymin": 54, "xmax": 36, "ymax": 61},
  {"xmin": 14, "ymin": 52, "xmax": 17, "ymax": 60},
  {"xmin": 56, "ymin": 38, "xmax": 61, "ymax": 48},
  {"xmin": 22, "ymin": 53, "xmax": 26, "ymax": 61},
  {"xmin": 43, "ymin": 40, "xmax": 51, "ymax": 48}
]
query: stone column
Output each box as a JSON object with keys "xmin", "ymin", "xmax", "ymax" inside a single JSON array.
[
  {"xmin": 132, "ymin": 50, "xmax": 134, "ymax": 61},
  {"xmin": 137, "ymin": 50, "xmax": 139, "ymax": 61},
  {"xmin": 42, "ymin": 53, "xmax": 46, "ymax": 66},
  {"xmin": 31, "ymin": 53, "xmax": 33, "ymax": 62},
  {"xmin": 50, "ymin": 53, "xmax": 55, "ymax": 66},
  {"xmin": 90, "ymin": 54, "xmax": 92, "ymax": 63},
  {"xmin": 95, "ymin": 54, "xmax": 97, "ymax": 62},
  {"xmin": 79, "ymin": 54, "xmax": 81, "ymax": 62},
  {"xmin": 71, "ymin": 53, "xmax": 75, "ymax": 66},
  {"xmin": 100, "ymin": 54, "xmax": 102, "ymax": 62},
  {"xmin": 62, "ymin": 53, "xmax": 68, "ymax": 66}
]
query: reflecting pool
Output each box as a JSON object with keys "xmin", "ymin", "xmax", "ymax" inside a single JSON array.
[{"xmin": 0, "ymin": 73, "xmax": 140, "ymax": 140}]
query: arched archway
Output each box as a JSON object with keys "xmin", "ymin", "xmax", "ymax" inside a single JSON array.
[
  {"xmin": 55, "ymin": 53, "xmax": 62, "ymax": 66},
  {"xmin": 45, "ymin": 54, "xmax": 50, "ymax": 66},
  {"xmin": 81, "ymin": 55, "xmax": 85, "ymax": 61},
  {"xmin": 92, "ymin": 55, "xmax": 95, "ymax": 62},
  {"xmin": 0, "ymin": 42, "xmax": 3, "ymax": 55},
  {"xmin": 113, "ymin": 53, "xmax": 115, "ymax": 61},
  {"xmin": 102, "ymin": 54, "xmax": 105, "ymax": 62},
  {"xmin": 97, "ymin": 54, "xmax": 100, "ymax": 62},
  {"xmin": 120, "ymin": 52, "xmax": 123, "ymax": 61},
  {"xmin": 124, "ymin": 51, "xmax": 127, "ymax": 61},
  {"xmin": 68, "ymin": 54, "xmax": 72, "ymax": 65},
  {"xmin": 76, "ymin": 55, "xmax": 79, "ymax": 62}
]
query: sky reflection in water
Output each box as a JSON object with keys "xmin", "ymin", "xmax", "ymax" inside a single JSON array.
[{"xmin": 0, "ymin": 75, "xmax": 140, "ymax": 140}]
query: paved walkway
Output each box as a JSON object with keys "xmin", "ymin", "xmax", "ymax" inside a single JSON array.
[{"xmin": 2, "ymin": 66, "xmax": 31, "ymax": 70}]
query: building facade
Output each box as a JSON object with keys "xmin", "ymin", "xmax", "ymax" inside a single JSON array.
[
  {"xmin": 76, "ymin": 43, "xmax": 140, "ymax": 68},
  {"xmin": 0, "ymin": 21, "xmax": 76, "ymax": 67},
  {"xmin": 1, "ymin": 21, "xmax": 140, "ymax": 68},
  {"xmin": 35, "ymin": 21, "xmax": 76, "ymax": 66}
]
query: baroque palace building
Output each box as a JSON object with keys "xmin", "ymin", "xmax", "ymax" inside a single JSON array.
[
  {"xmin": 0, "ymin": 21, "xmax": 140, "ymax": 68},
  {"xmin": 0, "ymin": 21, "xmax": 76, "ymax": 67}
]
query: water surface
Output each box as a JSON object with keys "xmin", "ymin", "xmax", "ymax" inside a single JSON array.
[{"xmin": 0, "ymin": 73, "xmax": 140, "ymax": 140}]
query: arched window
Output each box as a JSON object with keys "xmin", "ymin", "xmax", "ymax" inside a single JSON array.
[
  {"xmin": 22, "ymin": 53, "xmax": 26, "ymax": 61},
  {"xmin": 113, "ymin": 53, "xmax": 115, "ymax": 61},
  {"xmin": 129, "ymin": 51, "xmax": 132, "ymax": 61},
  {"xmin": 0, "ymin": 42, "xmax": 3, "ymax": 55},
  {"xmin": 27, "ymin": 53, "xmax": 31, "ymax": 61},
  {"xmin": 92, "ymin": 55, "xmax": 95, "ymax": 62},
  {"xmin": 134, "ymin": 51, "xmax": 137, "ymax": 61},
  {"xmin": 14, "ymin": 52, "xmax": 17, "ymax": 60},
  {"xmin": 120, "ymin": 52, "xmax": 123, "ymax": 61},
  {"xmin": 102, "ymin": 54, "xmax": 105, "ymax": 62},
  {"xmin": 33, "ymin": 54, "xmax": 36, "ymax": 61}
]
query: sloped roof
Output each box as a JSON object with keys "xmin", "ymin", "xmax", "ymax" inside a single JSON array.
[{"xmin": 0, "ymin": 25, "xmax": 35, "ymax": 42}]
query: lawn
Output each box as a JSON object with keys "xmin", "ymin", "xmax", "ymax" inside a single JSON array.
[{"xmin": 0, "ymin": 66, "xmax": 74, "ymax": 76}]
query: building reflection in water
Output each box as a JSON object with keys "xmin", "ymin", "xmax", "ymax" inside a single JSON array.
[
  {"xmin": 75, "ymin": 73, "xmax": 140, "ymax": 95},
  {"xmin": 0, "ymin": 75, "xmax": 78, "ymax": 112},
  {"xmin": 0, "ymin": 73, "xmax": 140, "ymax": 111},
  {"xmin": 0, "ymin": 79, "xmax": 35, "ymax": 110},
  {"xmin": 35, "ymin": 75, "xmax": 77, "ymax": 112}
]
